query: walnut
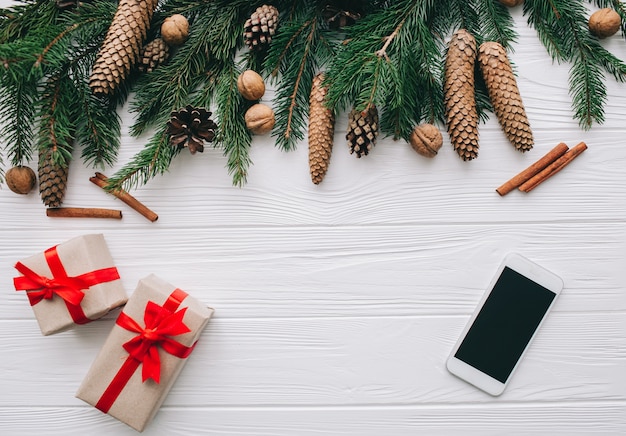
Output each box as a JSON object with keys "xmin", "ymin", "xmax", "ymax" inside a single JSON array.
[
  {"xmin": 409, "ymin": 124, "xmax": 443, "ymax": 158},
  {"xmin": 589, "ymin": 8, "xmax": 622, "ymax": 38},
  {"xmin": 237, "ymin": 70, "xmax": 265, "ymax": 100},
  {"xmin": 161, "ymin": 14, "xmax": 189, "ymax": 46},
  {"xmin": 498, "ymin": 0, "xmax": 523, "ymax": 7},
  {"xmin": 244, "ymin": 103, "xmax": 275, "ymax": 135},
  {"xmin": 5, "ymin": 165, "xmax": 36, "ymax": 194}
]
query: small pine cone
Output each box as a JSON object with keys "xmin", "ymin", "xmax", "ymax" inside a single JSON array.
[
  {"xmin": 478, "ymin": 42, "xmax": 533, "ymax": 152},
  {"xmin": 138, "ymin": 38, "xmax": 169, "ymax": 73},
  {"xmin": 89, "ymin": 0, "xmax": 159, "ymax": 95},
  {"xmin": 444, "ymin": 29, "xmax": 479, "ymax": 161},
  {"xmin": 244, "ymin": 5, "xmax": 279, "ymax": 51},
  {"xmin": 38, "ymin": 149, "xmax": 69, "ymax": 208},
  {"xmin": 308, "ymin": 73, "xmax": 335, "ymax": 184},
  {"xmin": 166, "ymin": 105, "xmax": 217, "ymax": 154},
  {"xmin": 346, "ymin": 105, "xmax": 379, "ymax": 158}
]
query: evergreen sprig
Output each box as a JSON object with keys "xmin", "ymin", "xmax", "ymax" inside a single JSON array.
[
  {"xmin": 476, "ymin": 0, "xmax": 518, "ymax": 50},
  {"xmin": 37, "ymin": 69, "xmax": 79, "ymax": 167},
  {"xmin": 525, "ymin": 0, "xmax": 626, "ymax": 128},
  {"xmin": 105, "ymin": 128, "xmax": 179, "ymax": 191},
  {"xmin": 213, "ymin": 60, "xmax": 253, "ymax": 187},
  {"xmin": 326, "ymin": 0, "xmax": 443, "ymax": 140},
  {"xmin": 1, "ymin": 0, "xmax": 626, "ymax": 192},
  {"xmin": 107, "ymin": 1, "xmax": 253, "ymax": 190},
  {"xmin": 0, "ymin": 0, "xmax": 119, "ymax": 171},
  {"xmin": 262, "ymin": 2, "xmax": 335, "ymax": 151}
]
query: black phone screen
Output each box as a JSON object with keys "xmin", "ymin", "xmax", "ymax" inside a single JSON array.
[{"xmin": 454, "ymin": 266, "xmax": 556, "ymax": 383}]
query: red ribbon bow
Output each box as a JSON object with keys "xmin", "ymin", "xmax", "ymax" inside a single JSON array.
[
  {"xmin": 116, "ymin": 302, "xmax": 193, "ymax": 383},
  {"xmin": 95, "ymin": 288, "xmax": 196, "ymax": 414},
  {"xmin": 13, "ymin": 246, "xmax": 121, "ymax": 324},
  {"xmin": 14, "ymin": 262, "xmax": 89, "ymax": 306}
]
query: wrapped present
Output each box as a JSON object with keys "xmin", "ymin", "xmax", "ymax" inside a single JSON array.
[
  {"xmin": 13, "ymin": 233, "xmax": 127, "ymax": 335},
  {"xmin": 76, "ymin": 274, "xmax": 214, "ymax": 432}
]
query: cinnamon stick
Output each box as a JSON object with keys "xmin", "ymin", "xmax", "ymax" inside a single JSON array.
[
  {"xmin": 519, "ymin": 141, "xmax": 588, "ymax": 193},
  {"xmin": 46, "ymin": 207, "xmax": 122, "ymax": 219},
  {"xmin": 496, "ymin": 142, "xmax": 569, "ymax": 196},
  {"xmin": 89, "ymin": 172, "xmax": 158, "ymax": 222}
]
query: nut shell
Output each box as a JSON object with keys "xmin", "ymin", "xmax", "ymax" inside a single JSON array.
[
  {"xmin": 498, "ymin": 0, "xmax": 523, "ymax": 7},
  {"xmin": 5, "ymin": 165, "xmax": 36, "ymax": 194},
  {"xmin": 409, "ymin": 124, "xmax": 443, "ymax": 158},
  {"xmin": 161, "ymin": 14, "xmax": 189, "ymax": 46},
  {"xmin": 589, "ymin": 8, "xmax": 621, "ymax": 38},
  {"xmin": 237, "ymin": 70, "xmax": 265, "ymax": 100},
  {"xmin": 245, "ymin": 103, "xmax": 275, "ymax": 135}
]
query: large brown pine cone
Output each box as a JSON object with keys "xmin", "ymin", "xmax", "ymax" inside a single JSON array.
[
  {"xmin": 444, "ymin": 29, "xmax": 479, "ymax": 161},
  {"xmin": 89, "ymin": 0, "xmax": 159, "ymax": 95},
  {"xmin": 478, "ymin": 41, "xmax": 533, "ymax": 152},
  {"xmin": 308, "ymin": 73, "xmax": 335, "ymax": 184}
]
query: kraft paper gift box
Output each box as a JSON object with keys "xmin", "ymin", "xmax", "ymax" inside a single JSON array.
[
  {"xmin": 76, "ymin": 274, "xmax": 214, "ymax": 432},
  {"xmin": 13, "ymin": 233, "xmax": 127, "ymax": 335}
]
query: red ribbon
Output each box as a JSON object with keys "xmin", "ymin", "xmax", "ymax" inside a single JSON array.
[
  {"xmin": 95, "ymin": 288, "xmax": 195, "ymax": 413},
  {"xmin": 14, "ymin": 246, "xmax": 121, "ymax": 324}
]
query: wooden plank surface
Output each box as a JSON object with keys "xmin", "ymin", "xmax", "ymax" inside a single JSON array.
[{"xmin": 1, "ymin": 2, "xmax": 625, "ymax": 435}]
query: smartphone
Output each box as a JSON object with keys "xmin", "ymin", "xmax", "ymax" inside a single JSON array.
[{"xmin": 446, "ymin": 253, "xmax": 563, "ymax": 396}]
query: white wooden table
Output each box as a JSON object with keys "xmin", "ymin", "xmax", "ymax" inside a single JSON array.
[{"xmin": 1, "ymin": 4, "xmax": 625, "ymax": 435}]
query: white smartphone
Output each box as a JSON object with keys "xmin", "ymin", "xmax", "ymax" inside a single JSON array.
[{"xmin": 446, "ymin": 253, "xmax": 563, "ymax": 396}]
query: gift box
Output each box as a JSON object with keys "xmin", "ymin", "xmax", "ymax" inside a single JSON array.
[
  {"xmin": 76, "ymin": 274, "xmax": 214, "ymax": 432},
  {"xmin": 13, "ymin": 233, "xmax": 127, "ymax": 335}
]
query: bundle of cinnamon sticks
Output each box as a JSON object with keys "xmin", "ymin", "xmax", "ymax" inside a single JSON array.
[
  {"xmin": 46, "ymin": 173, "xmax": 158, "ymax": 221},
  {"xmin": 496, "ymin": 141, "xmax": 588, "ymax": 196}
]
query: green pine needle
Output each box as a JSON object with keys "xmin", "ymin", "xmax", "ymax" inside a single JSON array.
[
  {"xmin": 525, "ymin": 0, "xmax": 626, "ymax": 128},
  {"xmin": 214, "ymin": 61, "xmax": 253, "ymax": 187},
  {"xmin": 264, "ymin": 7, "xmax": 335, "ymax": 151},
  {"xmin": 1, "ymin": 0, "xmax": 625, "ymax": 189},
  {"xmin": 105, "ymin": 130, "xmax": 179, "ymax": 192}
]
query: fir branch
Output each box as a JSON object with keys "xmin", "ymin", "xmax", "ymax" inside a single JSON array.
[
  {"xmin": 105, "ymin": 129, "xmax": 179, "ymax": 192},
  {"xmin": 33, "ymin": 23, "xmax": 78, "ymax": 68},
  {"xmin": 0, "ymin": 0, "xmax": 58, "ymax": 44},
  {"xmin": 326, "ymin": 4, "xmax": 407, "ymax": 112},
  {"xmin": 0, "ymin": 75, "xmax": 36, "ymax": 165},
  {"xmin": 408, "ymin": 13, "xmax": 445, "ymax": 129},
  {"xmin": 77, "ymin": 91, "xmax": 121, "ymax": 168},
  {"xmin": 476, "ymin": 0, "xmax": 518, "ymax": 49},
  {"xmin": 0, "ymin": 36, "xmax": 45, "ymax": 166},
  {"xmin": 327, "ymin": 0, "xmax": 442, "ymax": 140},
  {"xmin": 523, "ymin": 0, "xmax": 567, "ymax": 60},
  {"xmin": 213, "ymin": 60, "xmax": 253, "ymax": 187},
  {"xmin": 264, "ymin": 6, "xmax": 335, "ymax": 151},
  {"xmin": 114, "ymin": 1, "xmax": 253, "ymax": 189},
  {"xmin": 130, "ymin": 2, "xmax": 248, "ymax": 136},
  {"xmin": 72, "ymin": 42, "xmax": 121, "ymax": 169},
  {"xmin": 0, "ymin": 1, "xmax": 114, "ymax": 169},
  {"xmin": 63, "ymin": 10, "xmax": 121, "ymax": 168},
  {"xmin": 37, "ymin": 70, "xmax": 80, "ymax": 167},
  {"xmin": 435, "ymin": 0, "xmax": 482, "ymax": 39},
  {"xmin": 569, "ymin": 52, "xmax": 606, "ymax": 127},
  {"xmin": 525, "ymin": 0, "xmax": 626, "ymax": 128}
]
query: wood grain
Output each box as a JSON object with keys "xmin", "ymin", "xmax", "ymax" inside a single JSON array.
[
  {"xmin": 0, "ymin": 2, "xmax": 625, "ymax": 435},
  {"xmin": 1, "ymin": 313, "xmax": 624, "ymax": 407}
]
